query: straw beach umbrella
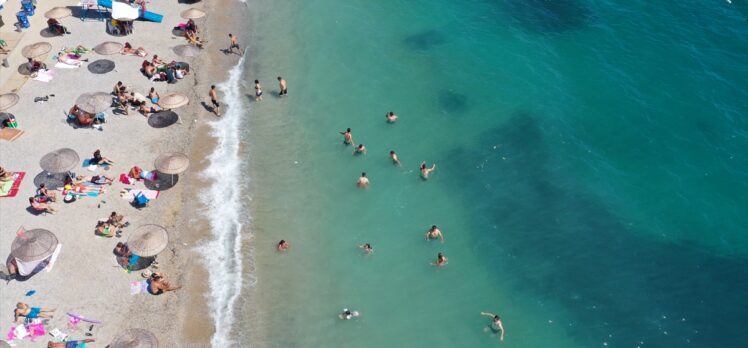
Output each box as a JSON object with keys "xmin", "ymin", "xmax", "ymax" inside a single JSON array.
[
  {"xmin": 180, "ymin": 8, "xmax": 206, "ymax": 19},
  {"xmin": 127, "ymin": 225, "xmax": 169, "ymax": 257},
  {"xmin": 154, "ymin": 153, "xmax": 190, "ymax": 174},
  {"xmin": 157, "ymin": 93, "xmax": 189, "ymax": 110},
  {"xmin": 44, "ymin": 7, "xmax": 72, "ymax": 19},
  {"xmin": 21, "ymin": 42, "xmax": 52, "ymax": 58},
  {"xmin": 110, "ymin": 328, "xmax": 159, "ymax": 348},
  {"xmin": 40, "ymin": 148, "xmax": 79, "ymax": 173},
  {"xmin": 173, "ymin": 44, "xmax": 201, "ymax": 57},
  {"xmin": 0, "ymin": 93, "xmax": 20, "ymax": 111},
  {"xmin": 75, "ymin": 92, "xmax": 112, "ymax": 114},
  {"xmin": 11, "ymin": 229, "xmax": 59, "ymax": 262},
  {"xmin": 94, "ymin": 41, "xmax": 124, "ymax": 55}
]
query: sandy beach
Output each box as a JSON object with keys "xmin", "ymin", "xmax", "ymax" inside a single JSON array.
[{"xmin": 0, "ymin": 0, "xmax": 247, "ymax": 346}]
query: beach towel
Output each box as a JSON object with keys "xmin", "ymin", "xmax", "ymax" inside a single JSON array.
[
  {"xmin": 0, "ymin": 127, "xmax": 24, "ymax": 141},
  {"xmin": 32, "ymin": 69, "xmax": 55, "ymax": 82},
  {"xmin": 54, "ymin": 61, "xmax": 80, "ymax": 69},
  {"xmin": 82, "ymin": 159, "xmax": 110, "ymax": 171},
  {"xmin": 0, "ymin": 171, "xmax": 25, "ymax": 197},
  {"xmin": 120, "ymin": 188, "xmax": 160, "ymax": 201},
  {"xmin": 46, "ymin": 243, "xmax": 62, "ymax": 272},
  {"xmin": 130, "ymin": 280, "xmax": 148, "ymax": 295},
  {"xmin": 119, "ymin": 173, "xmax": 134, "ymax": 185}
]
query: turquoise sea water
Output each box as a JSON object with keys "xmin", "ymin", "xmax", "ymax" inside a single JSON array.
[{"xmin": 233, "ymin": 0, "xmax": 748, "ymax": 346}]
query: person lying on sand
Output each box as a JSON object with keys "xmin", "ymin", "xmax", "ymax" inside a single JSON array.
[
  {"xmin": 185, "ymin": 30, "xmax": 204, "ymax": 48},
  {"xmin": 29, "ymin": 197, "xmax": 57, "ymax": 214},
  {"xmin": 147, "ymin": 272, "xmax": 181, "ymax": 295},
  {"xmin": 122, "ymin": 42, "xmax": 148, "ymax": 57},
  {"xmin": 14, "ymin": 303, "xmax": 55, "ymax": 323},
  {"xmin": 91, "ymin": 149, "xmax": 114, "ymax": 166},
  {"xmin": 0, "ymin": 166, "xmax": 14, "ymax": 181},
  {"xmin": 76, "ymin": 174, "xmax": 114, "ymax": 185},
  {"xmin": 47, "ymin": 339, "xmax": 95, "ymax": 348},
  {"xmin": 56, "ymin": 52, "xmax": 87, "ymax": 67}
]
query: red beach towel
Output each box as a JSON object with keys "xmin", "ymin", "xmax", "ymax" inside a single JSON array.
[{"xmin": 0, "ymin": 171, "xmax": 25, "ymax": 198}]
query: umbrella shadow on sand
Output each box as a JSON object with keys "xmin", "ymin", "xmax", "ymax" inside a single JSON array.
[
  {"xmin": 144, "ymin": 173, "xmax": 179, "ymax": 191},
  {"xmin": 33, "ymin": 171, "xmax": 70, "ymax": 190}
]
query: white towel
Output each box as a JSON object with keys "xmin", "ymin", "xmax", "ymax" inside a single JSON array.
[
  {"xmin": 32, "ymin": 69, "xmax": 55, "ymax": 82},
  {"xmin": 54, "ymin": 61, "xmax": 80, "ymax": 69}
]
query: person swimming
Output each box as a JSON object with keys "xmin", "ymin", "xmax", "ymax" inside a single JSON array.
[
  {"xmin": 389, "ymin": 151, "xmax": 401, "ymax": 166},
  {"xmin": 386, "ymin": 111, "xmax": 398, "ymax": 123},
  {"xmin": 339, "ymin": 308, "xmax": 360, "ymax": 320},
  {"xmin": 353, "ymin": 144, "xmax": 367, "ymax": 155},
  {"xmin": 277, "ymin": 240, "xmax": 290, "ymax": 251},
  {"xmin": 432, "ymin": 252, "xmax": 448, "ymax": 267},
  {"xmin": 340, "ymin": 128, "xmax": 354, "ymax": 145},
  {"xmin": 359, "ymin": 243, "xmax": 373, "ymax": 254},
  {"xmin": 425, "ymin": 225, "xmax": 444, "ymax": 242},
  {"xmin": 357, "ymin": 172, "xmax": 370, "ymax": 188},
  {"xmin": 420, "ymin": 161, "xmax": 436, "ymax": 180},
  {"xmin": 480, "ymin": 311, "xmax": 505, "ymax": 341}
]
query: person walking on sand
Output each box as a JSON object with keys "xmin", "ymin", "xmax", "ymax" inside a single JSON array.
[
  {"xmin": 14, "ymin": 303, "xmax": 55, "ymax": 323},
  {"xmin": 254, "ymin": 80, "xmax": 263, "ymax": 101},
  {"xmin": 278, "ymin": 76, "xmax": 288, "ymax": 96},
  {"xmin": 228, "ymin": 34, "xmax": 243, "ymax": 56},
  {"xmin": 432, "ymin": 252, "xmax": 448, "ymax": 267},
  {"xmin": 390, "ymin": 151, "xmax": 401, "ymax": 166},
  {"xmin": 420, "ymin": 161, "xmax": 436, "ymax": 180},
  {"xmin": 425, "ymin": 225, "xmax": 444, "ymax": 242},
  {"xmin": 209, "ymin": 85, "xmax": 221, "ymax": 116},
  {"xmin": 340, "ymin": 128, "xmax": 354, "ymax": 145},
  {"xmin": 357, "ymin": 172, "xmax": 370, "ymax": 188},
  {"xmin": 480, "ymin": 311, "xmax": 505, "ymax": 341}
]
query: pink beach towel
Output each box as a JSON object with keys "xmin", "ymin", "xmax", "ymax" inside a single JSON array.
[{"xmin": 121, "ymin": 188, "xmax": 160, "ymax": 201}]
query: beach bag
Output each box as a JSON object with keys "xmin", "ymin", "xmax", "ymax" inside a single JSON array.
[
  {"xmin": 133, "ymin": 192, "xmax": 150, "ymax": 207},
  {"xmin": 128, "ymin": 166, "xmax": 142, "ymax": 179}
]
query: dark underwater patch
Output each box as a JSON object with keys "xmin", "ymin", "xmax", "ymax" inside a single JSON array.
[
  {"xmin": 437, "ymin": 90, "xmax": 469, "ymax": 113},
  {"xmin": 403, "ymin": 30, "xmax": 446, "ymax": 51},
  {"xmin": 447, "ymin": 112, "xmax": 748, "ymax": 346},
  {"xmin": 500, "ymin": 0, "xmax": 593, "ymax": 33}
]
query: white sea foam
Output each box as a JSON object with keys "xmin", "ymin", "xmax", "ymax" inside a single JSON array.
[{"xmin": 198, "ymin": 54, "xmax": 253, "ymax": 348}]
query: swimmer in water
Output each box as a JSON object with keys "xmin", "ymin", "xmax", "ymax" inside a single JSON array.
[
  {"xmin": 340, "ymin": 128, "xmax": 354, "ymax": 145},
  {"xmin": 432, "ymin": 252, "xmax": 448, "ymax": 267},
  {"xmin": 357, "ymin": 172, "xmax": 370, "ymax": 188},
  {"xmin": 386, "ymin": 111, "xmax": 398, "ymax": 123},
  {"xmin": 359, "ymin": 243, "xmax": 373, "ymax": 254},
  {"xmin": 353, "ymin": 144, "xmax": 367, "ymax": 155},
  {"xmin": 389, "ymin": 151, "xmax": 401, "ymax": 166},
  {"xmin": 339, "ymin": 308, "xmax": 360, "ymax": 320},
  {"xmin": 420, "ymin": 161, "xmax": 436, "ymax": 180},
  {"xmin": 277, "ymin": 240, "xmax": 290, "ymax": 251},
  {"xmin": 480, "ymin": 311, "xmax": 505, "ymax": 341},
  {"xmin": 425, "ymin": 225, "xmax": 444, "ymax": 242}
]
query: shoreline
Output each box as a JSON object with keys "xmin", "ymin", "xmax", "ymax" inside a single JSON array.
[{"xmin": 0, "ymin": 0, "xmax": 248, "ymax": 346}]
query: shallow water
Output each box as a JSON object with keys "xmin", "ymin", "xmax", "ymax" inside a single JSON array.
[{"xmin": 232, "ymin": 0, "xmax": 748, "ymax": 346}]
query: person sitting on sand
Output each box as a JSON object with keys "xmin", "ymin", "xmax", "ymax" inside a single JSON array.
[
  {"xmin": 353, "ymin": 144, "xmax": 367, "ymax": 155},
  {"xmin": 148, "ymin": 87, "xmax": 160, "ymax": 104},
  {"xmin": 0, "ymin": 166, "xmax": 14, "ymax": 182},
  {"xmin": 113, "ymin": 242, "xmax": 132, "ymax": 267},
  {"xmin": 14, "ymin": 303, "xmax": 55, "ymax": 323},
  {"xmin": 26, "ymin": 58, "xmax": 47, "ymax": 73},
  {"xmin": 35, "ymin": 183, "xmax": 57, "ymax": 202},
  {"xmin": 425, "ymin": 225, "xmax": 444, "ymax": 242},
  {"xmin": 359, "ymin": 243, "xmax": 373, "ymax": 254},
  {"xmin": 185, "ymin": 30, "xmax": 204, "ymax": 48},
  {"xmin": 29, "ymin": 197, "xmax": 57, "ymax": 214},
  {"xmin": 108, "ymin": 211, "xmax": 128, "ymax": 229},
  {"xmin": 46, "ymin": 18, "xmax": 70, "ymax": 36},
  {"xmin": 152, "ymin": 54, "xmax": 165, "ymax": 66},
  {"xmin": 139, "ymin": 102, "xmax": 161, "ymax": 117},
  {"xmin": 47, "ymin": 339, "xmax": 95, "ymax": 348},
  {"xmin": 480, "ymin": 311, "xmax": 505, "ymax": 341},
  {"xmin": 95, "ymin": 220, "xmax": 115, "ymax": 238},
  {"xmin": 340, "ymin": 128, "xmax": 354, "ymax": 145},
  {"xmin": 186, "ymin": 19, "xmax": 198, "ymax": 33},
  {"xmin": 122, "ymin": 42, "xmax": 147, "ymax": 57},
  {"xmin": 91, "ymin": 149, "xmax": 114, "ymax": 166},
  {"xmin": 56, "ymin": 52, "xmax": 86, "ymax": 67},
  {"xmin": 357, "ymin": 172, "xmax": 370, "ymax": 188},
  {"xmin": 389, "ymin": 151, "xmax": 401, "ymax": 166},
  {"xmin": 113, "ymin": 81, "xmax": 125, "ymax": 95},
  {"xmin": 147, "ymin": 272, "xmax": 181, "ymax": 295},
  {"xmin": 432, "ymin": 252, "xmax": 448, "ymax": 267},
  {"xmin": 420, "ymin": 161, "xmax": 437, "ymax": 180},
  {"xmin": 277, "ymin": 240, "xmax": 290, "ymax": 251},
  {"xmin": 76, "ymin": 174, "xmax": 114, "ymax": 185},
  {"xmin": 386, "ymin": 111, "xmax": 398, "ymax": 123}
]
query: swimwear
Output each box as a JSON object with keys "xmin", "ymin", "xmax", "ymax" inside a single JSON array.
[
  {"xmin": 27, "ymin": 307, "xmax": 41, "ymax": 318},
  {"xmin": 256, "ymin": 90, "xmax": 263, "ymax": 97},
  {"xmin": 211, "ymin": 99, "xmax": 219, "ymax": 107},
  {"xmin": 280, "ymin": 88, "xmax": 288, "ymax": 96},
  {"xmin": 230, "ymin": 43, "xmax": 240, "ymax": 49},
  {"xmin": 151, "ymin": 97, "xmax": 159, "ymax": 104},
  {"xmin": 146, "ymin": 280, "xmax": 163, "ymax": 295}
]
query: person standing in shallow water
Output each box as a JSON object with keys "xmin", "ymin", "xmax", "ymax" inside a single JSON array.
[
  {"xmin": 425, "ymin": 225, "xmax": 444, "ymax": 242},
  {"xmin": 353, "ymin": 144, "xmax": 367, "ymax": 155},
  {"xmin": 340, "ymin": 128, "xmax": 354, "ymax": 145},
  {"xmin": 278, "ymin": 76, "xmax": 288, "ymax": 96},
  {"xmin": 254, "ymin": 80, "xmax": 263, "ymax": 101},
  {"xmin": 480, "ymin": 311, "xmax": 505, "ymax": 341},
  {"xmin": 386, "ymin": 111, "xmax": 398, "ymax": 123},
  {"xmin": 432, "ymin": 252, "xmax": 448, "ymax": 267},
  {"xmin": 420, "ymin": 161, "xmax": 436, "ymax": 179},
  {"xmin": 390, "ymin": 151, "xmax": 401, "ymax": 166},
  {"xmin": 357, "ymin": 172, "xmax": 369, "ymax": 188}
]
